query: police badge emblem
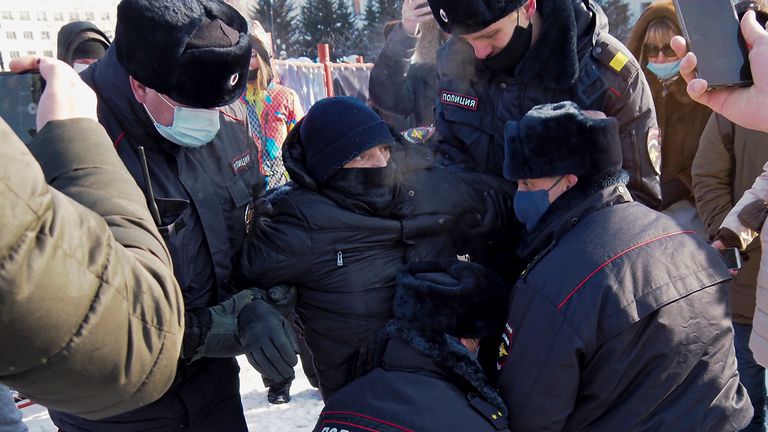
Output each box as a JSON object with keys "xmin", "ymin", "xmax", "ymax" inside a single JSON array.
[
  {"xmin": 647, "ymin": 127, "xmax": 661, "ymax": 176},
  {"xmin": 401, "ymin": 125, "xmax": 436, "ymax": 144}
]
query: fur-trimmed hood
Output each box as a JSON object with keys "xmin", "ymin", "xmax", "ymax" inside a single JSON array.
[
  {"xmin": 625, "ymin": 1, "xmax": 691, "ymax": 103},
  {"xmin": 382, "ymin": 321, "xmax": 508, "ymax": 415}
]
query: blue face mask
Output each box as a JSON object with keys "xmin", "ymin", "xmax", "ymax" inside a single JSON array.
[
  {"xmin": 145, "ymin": 94, "xmax": 221, "ymax": 148},
  {"xmin": 646, "ymin": 59, "xmax": 681, "ymax": 81},
  {"xmin": 514, "ymin": 176, "xmax": 565, "ymax": 231}
]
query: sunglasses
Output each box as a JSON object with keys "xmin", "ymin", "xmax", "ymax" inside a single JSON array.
[{"xmin": 644, "ymin": 43, "xmax": 677, "ymax": 57}]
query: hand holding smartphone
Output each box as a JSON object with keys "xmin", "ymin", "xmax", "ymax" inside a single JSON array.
[
  {"xmin": 719, "ymin": 247, "xmax": 743, "ymax": 271},
  {"xmin": 0, "ymin": 71, "xmax": 44, "ymax": 144},
  {"xmin": 674, "ymin": 0, "xmax": 752, "ymax": 88}
]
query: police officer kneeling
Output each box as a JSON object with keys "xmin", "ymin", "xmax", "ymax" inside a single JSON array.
[
  {"xmin": 497, "ymin": 102, "xmax": 753, "ymax": 431},
  {"xmin": 314, "ymin": 260, "xmax": 511, "ymax": 432}
]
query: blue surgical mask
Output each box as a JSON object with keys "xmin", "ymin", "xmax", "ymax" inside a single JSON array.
[
  {"xmin": 646, "ymin": 60, "xmax": 681, "ymax": 81},
  {"xmin": 514, "ymin": 176, "xmax": 565, "ymax": 231},
  {"xmin": 145, "ymin": 94, "xmax": 221, "ymax": 148}
]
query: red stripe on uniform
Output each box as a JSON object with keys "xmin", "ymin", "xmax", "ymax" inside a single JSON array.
[
  {"xmin": 114, "ymin": 131, "xmax": 126, "ymax": 149},
  {"xmin": 607, "ymin": 86, "xmax": 621, "ymax": 98},
  {"xmin": 556, "ymin": 230, "xmax": 694, "ymax": 310},
  {"xmin": 321, "ymin": 411, "xmax": 415, "ymax": 432}
]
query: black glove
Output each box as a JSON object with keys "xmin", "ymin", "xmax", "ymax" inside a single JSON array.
[
  {"xmin": 238, "ymin": 294, "xmax": 300, "ymax": 382},
  {"xmin": 183, "ymin": 288, "xmax": 299, "ymax": 383},
  {"xmin": 265, "ymin": 284, "xmax": 298, "ymax": 317},
  {"xmin": 457, "ymin": 191, "xmax": 514, "ymax": 240}
]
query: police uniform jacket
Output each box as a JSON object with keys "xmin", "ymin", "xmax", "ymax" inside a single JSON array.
[
  {"xmin": 314, "ymin": 336, "xmax": 510, "ymax": 432},
  {"xmin": 238, "ymin": 129, "xmax": 482, "ymax": 399},
  {"xmin": 434, "ymin": 0, "xmax": 662, "ymax": 209},
  {"xmin": 497, "ymin": 181, "xmax": 753, "ymax": 431},
  {"xmin": 50, "ymin": 46, "xmax": 262, "ymax": 431}
]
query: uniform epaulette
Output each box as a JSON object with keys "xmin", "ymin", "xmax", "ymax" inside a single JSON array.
[
  {"xmin": 592, "ymin": 38, "xmax": 636, "ymax": 83},
  {"xmin": 467, "ymin": 393, "xmax": 510, "ymax": 431}
]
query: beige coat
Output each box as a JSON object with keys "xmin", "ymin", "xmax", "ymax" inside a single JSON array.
[
  {"xmin": 720, "ymin": 159, "xmax": 768, "ymax": 366},
  {"xmin": 0, "ymin": 118, "xmax": 184, "ymax": 419},
  {"xmin": 693, "ymin": 116, "xmax": 768, "ymax": 324}
]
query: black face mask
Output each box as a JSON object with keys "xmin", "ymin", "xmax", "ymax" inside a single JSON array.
[
  {"xmin": 247, "ymin": 69, "xmax": 259, "ymax": 82},
  {"xmin": 481, "ymin": 23, "xmax": 532, "ymax": 75},
  {"xmin": 323, "ymin": 163, "xmax": 399, "ymax": 216}
]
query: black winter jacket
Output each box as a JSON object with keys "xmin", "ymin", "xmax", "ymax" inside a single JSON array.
[
  {"xmin": 434, "ymin": 0, "xmax": 662, "ymax": 209},
  {"xmin": 369, "ymin": 23, "xmax": 437, "ymax": 130},
  {"xmin": 52, "ymin": 46, "xmax": 261, "ymax": 432},
  {"xmin": 314, "ymin": 330, "xmax": 510, "ymax": 432},
  {"xmin": 497, "ymin": 181, "xmax": 753, "ymax": 431},
  {"xmin": 238, "ymin": 127, "xmax": 482, "ymax": 399}
]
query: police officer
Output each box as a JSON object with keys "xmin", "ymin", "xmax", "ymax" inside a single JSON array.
[
  {"xmin": 49, "ymin": 0, "xmax": 298, "ymax": 431},
  {"xmin": 426, "ymin": 0, "xmax": 662, "ymax": 209},
  {"xmin": 314, "ymin": 260, "xmax": 511, "ymax": 432},
  {"xmin": 497, "ymin": 102, "xmax": 751, "ymax": 430}
]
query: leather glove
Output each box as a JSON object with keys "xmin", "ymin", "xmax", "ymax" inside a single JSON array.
[{"xmin": 183, "ymin": 288, "xmax": 299, "ymax": 382}]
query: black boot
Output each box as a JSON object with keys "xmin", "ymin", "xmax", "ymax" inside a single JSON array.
[{"xmin": 267, "ymin": 382, "xmax": 291, "ymax": 404}]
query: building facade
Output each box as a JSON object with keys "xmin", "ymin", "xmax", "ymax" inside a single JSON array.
[{"xmin": 0, "ymin": 0, "xmax": 119, "ymax": 70}]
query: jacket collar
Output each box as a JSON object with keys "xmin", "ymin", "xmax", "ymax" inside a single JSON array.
[
  {"xmin": 517, "ymin": 176, "xmax": 632, "ymax": 262},
  {"xmin": 381, "ymin": 320, "xmax": 507, "ymax": 415}
]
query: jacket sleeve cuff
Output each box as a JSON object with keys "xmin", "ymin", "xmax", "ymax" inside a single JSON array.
[
  {"xmin": 715, "ymin": 228, "xmax": 742, "ymax": 249},
  {"xmin": 382, "ymin": 23, "xmax": 418, "ymax": 59}
]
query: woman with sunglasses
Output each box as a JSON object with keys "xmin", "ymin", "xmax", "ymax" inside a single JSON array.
[{"xmin": 627, "ymin": 0, "xmax": 711, "ymax": 229}]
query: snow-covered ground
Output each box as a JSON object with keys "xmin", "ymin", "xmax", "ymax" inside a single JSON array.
[{"xmin": 20, "ymin": 356, "xmax": 324, "ymax": 431}]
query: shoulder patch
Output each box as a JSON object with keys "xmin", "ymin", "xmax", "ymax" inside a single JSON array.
[
  {"xmin": 497, "ymin": 321, "xmax": 513, "ymax": 370},
  {"xmin": 609, "ymin": 51, "xmax": 629, "ymax": 73},
  {"xmin": 440, "ymin": 90, "xmax": 478, "ymax": 111},
  {"xmin": 593, "ymin": 40, "xmax": 635, "ymax": 81}
]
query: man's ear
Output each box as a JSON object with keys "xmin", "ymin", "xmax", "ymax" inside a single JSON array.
[
  {"xmin": 525, "ymin": 0, "xmax": 537, "ymax": 18},
  {"xmin": 129, "ymin": 76, "xmax": 148, "ymax": 104},
  {"xmin": 565, "ymin": 174, "xmax": 578, "ymax": 190}
]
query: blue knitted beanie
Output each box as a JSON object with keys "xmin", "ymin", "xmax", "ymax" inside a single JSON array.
[{"xmin": 300, "ymin": 96, "xmax": 394, "ymax": 183}]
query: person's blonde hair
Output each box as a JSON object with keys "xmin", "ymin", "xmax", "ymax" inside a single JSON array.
[
  {"xmin": 249, "ymin": 34, "xmax": 274, "ymax": 92},
  {"xmin": 642, "ymin": 17, "xmax": 679, "ymax": 49}
]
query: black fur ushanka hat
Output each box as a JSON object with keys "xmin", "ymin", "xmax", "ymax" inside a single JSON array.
[
  {"xmin": 114, "ymin": 0, "xmax": 250, "ymax": 108},
  {"xmin": 503, "ymin": 101, "xmax": 623, "ymax": 180},
  {"xmin": 427, "ymin": 0, "xmax": 527, "ymax": 34},
  {"xmin": 394, "ymin": 261, "xmax": 508, "ymax": 339}
]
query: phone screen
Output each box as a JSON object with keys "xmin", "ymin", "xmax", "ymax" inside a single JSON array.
[
  {"xmin": 674, "ymin": 0, "xmax": 752, "ymax": 88},
  {"xmin": 0, "ymin": 72, "xmax": 44, "ymax": 145},
  {"xmin": 719, "ymin": 247, "xmax": 743, "ymax": 270}
]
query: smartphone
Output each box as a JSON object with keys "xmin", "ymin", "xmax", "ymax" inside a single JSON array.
[
  {"xmin": 674, "ymin": 0, "xmax": 752, "ymax": 88},
  {"xmin": 719, "ymin": 247, "xmax": 743, "ymax": 270},
  {"xmin": 0, "ymin": 71, "xmax": 45, "ymax": 145}
]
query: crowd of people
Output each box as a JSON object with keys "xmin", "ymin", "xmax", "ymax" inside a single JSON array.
[{"xmin": 3, "ymin": 0, "xmax": 768, "ymax": 430}]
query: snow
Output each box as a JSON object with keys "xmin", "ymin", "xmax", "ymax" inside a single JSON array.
[{"xmin": 20, "ymin": 356, "xmax": 324, "ymax": 431}]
